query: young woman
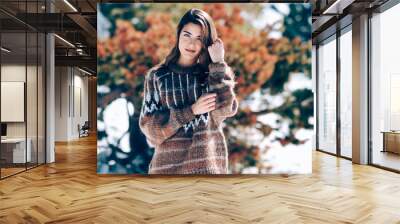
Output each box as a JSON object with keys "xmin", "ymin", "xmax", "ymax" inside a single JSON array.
[{"xmin": 139, "ymin": 8, "xmax": 238, "ymax": 174}]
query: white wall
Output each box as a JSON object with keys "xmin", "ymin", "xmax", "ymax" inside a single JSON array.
[
  {"xmin": 72, "ymin": 73, "xmax": 89, "ymax": 138},
  {"xmin": 1, "ymin": 65, "xmax": 26, "ymax": 145},
  {"xmin": 54, "ymin": 67, "xmax": 89, "ymax": 141},
  {"xmin": 55, "ymin": 66, "xmax": 68, "ymax": 141},
  {"xmin": 1, "ymin": 65, "xmax": 26, "ymax": 134}
]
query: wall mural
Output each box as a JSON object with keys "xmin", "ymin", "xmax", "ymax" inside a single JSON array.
[{"xmin": 97, "ymin": 3, "xmax": 313, "ymax": 174}]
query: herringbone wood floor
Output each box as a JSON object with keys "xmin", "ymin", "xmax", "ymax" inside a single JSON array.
[{"xmin": 1, "ymin": 135, "xmax": 400, "ymax": 224}]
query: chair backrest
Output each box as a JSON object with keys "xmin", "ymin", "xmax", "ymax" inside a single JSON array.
[{"xmin": 82, "ymin": 121, "xmax": 90, "ymax": 129}]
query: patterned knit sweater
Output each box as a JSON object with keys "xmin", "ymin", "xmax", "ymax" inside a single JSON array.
[{"xmin": 139, "ymin": 61, "xmax": 238, "ymax": 174}]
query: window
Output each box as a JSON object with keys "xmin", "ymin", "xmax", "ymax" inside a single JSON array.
[
  {"xmin": 370, "ymin": 3, "xmax": 400, "ymax": 171},
  {"xmin": 0, "ymin": 0, "xmax": 47, "ymax": 179},
  {"xmin": 339, "ymin": 28, "xmax": 352, "ymax": 158},
  {"xmin": 317, "ymin": 36, "xmax": 337, "ymax": 154}
]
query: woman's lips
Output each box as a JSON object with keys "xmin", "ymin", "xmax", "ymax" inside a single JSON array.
[{"xmin": 185, "ymin": 49, "xmax": 196, "ymax": 54}]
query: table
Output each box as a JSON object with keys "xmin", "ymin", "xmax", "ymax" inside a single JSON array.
[{"xmin": 1, "ymin": 138, "xmax": 31, "ymax": 163}]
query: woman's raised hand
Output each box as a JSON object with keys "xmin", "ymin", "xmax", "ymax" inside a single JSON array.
[
  {"xmin": 191, "ymin": 93, "xmax": 217, "ymax": 115},
  {"xmin": 208, "ymin": 38, "xmax": 225, "ymax": 63}
]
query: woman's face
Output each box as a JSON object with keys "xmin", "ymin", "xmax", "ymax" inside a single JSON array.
[{"xmin": 178, "ymin": 23, "xmax": 203, "ymax": 63}]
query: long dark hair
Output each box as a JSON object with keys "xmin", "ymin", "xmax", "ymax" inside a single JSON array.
[{"xmin": 162, "ymin": 8, "xmax": 218, "ymax": 70}]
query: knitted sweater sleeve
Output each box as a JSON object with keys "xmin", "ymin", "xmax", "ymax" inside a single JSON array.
[
  {"xmin": 139, "ymin": 69, "xmax": 196, "ymax": 147},
  {"xmin": 208, "ymin": 62, "xmax": 239, "ymax": 125}
]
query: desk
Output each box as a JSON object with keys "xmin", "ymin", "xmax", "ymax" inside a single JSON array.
[
  {"xmin": 1, "ymin": 138, "xmax": 31, "ymax": 163},
  {"xmin": 381, "ymin": 131, "xmax": 400, "ymax": 154}
]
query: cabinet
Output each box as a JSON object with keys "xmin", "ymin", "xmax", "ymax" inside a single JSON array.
[{"xmin": 382, "ymin": 131, "xmax": 400, "ymax": 154}]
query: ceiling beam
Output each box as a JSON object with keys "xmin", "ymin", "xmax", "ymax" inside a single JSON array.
[
  {"xmin": 312, "ymin": 15, "xmax": 335, "ymax": 33},
  {"xmin": 55, "ymin": 55, "xmax": 96, "ymax": 72},
  {"xmin": 67, "ymin": 13, "xmax": 97, "ymax": 46},
  {"xmin": 322, "ymin": 0, "xmax": 356, "ymax": 14}
]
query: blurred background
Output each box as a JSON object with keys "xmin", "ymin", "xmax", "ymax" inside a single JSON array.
[{"xmin": 97, "ymin": 3, "xmax": 313, "ymax": 174}]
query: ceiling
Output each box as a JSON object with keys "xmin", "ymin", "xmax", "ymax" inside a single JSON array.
[
  {"xmin": 311, "ymin": 0, "xmax": 390, "ymax": 43},
  {"xmin": 0, "ymin": 0, "xmax": 395, "ymax": 74},
  {"xmin": 0, "ymin": 0, "xmax": 97, "ymax": 74}
]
